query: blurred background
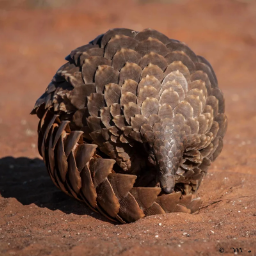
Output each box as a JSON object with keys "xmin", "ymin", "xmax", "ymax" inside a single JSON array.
[
  {"xmin": 0, "ymin": 0, "xmax": 256, "ymax": 160},
  {"xmin": 1, "ymin": 1, "xmax": 256, "ymax": 255}
]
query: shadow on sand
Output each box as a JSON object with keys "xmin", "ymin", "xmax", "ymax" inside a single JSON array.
[{"xmin": 0, "ymin": 156, "xmax": 108, "ymax": 222}]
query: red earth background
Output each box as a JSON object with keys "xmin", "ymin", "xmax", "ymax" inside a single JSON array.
[{"xmin": 0, "ymin": 0, "xmax": 256, "ymax": 255}]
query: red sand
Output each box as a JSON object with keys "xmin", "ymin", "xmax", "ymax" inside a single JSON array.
[{"xmin": 0, "ymin": 0, "xmax": 256, "ymax": 255}]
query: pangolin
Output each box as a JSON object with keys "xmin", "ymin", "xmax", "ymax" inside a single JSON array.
[{"xmin": 31, "ymin": 28, "xmax": 227, "ymax": 223}]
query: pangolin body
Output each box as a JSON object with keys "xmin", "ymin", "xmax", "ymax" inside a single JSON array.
[{"xmin": 31, "ymin": 28, "xmax": 227, "ymax": 223}]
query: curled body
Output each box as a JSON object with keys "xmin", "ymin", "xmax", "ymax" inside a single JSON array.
[{"xmin": 32, "ymin": 28, "xmax": 227, "ymax": 223}]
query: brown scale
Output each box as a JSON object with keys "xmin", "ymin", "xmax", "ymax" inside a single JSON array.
[{"xmin": 31, "ymin": 28, "xmax": 227, "ymax": 223}]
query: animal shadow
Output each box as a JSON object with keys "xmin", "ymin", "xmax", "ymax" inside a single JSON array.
[{"xmin": 0, "ymin": 156, "xmax": 107, "ymax": 222}]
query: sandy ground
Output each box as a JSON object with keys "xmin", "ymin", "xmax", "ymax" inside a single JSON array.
[{"xmin": 0, "ymin": 0, "xmax": 256, "ymax": 255}]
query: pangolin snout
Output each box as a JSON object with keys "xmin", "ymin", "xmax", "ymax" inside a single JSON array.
[{"xmin": 158, "ymin": 166, "xmax": 177, "ymax": 194}]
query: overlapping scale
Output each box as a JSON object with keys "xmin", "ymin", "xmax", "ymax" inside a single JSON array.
[{"xmin": 31, "ymin": 28, "xmax": 227, "ymax": 223}]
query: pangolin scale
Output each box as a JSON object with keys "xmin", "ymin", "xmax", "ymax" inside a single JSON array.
[{"xmin": 31, "ymin": 28, "xmax": 227, "ymax": 223}]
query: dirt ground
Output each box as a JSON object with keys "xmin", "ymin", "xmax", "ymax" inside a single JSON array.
[{"xmin": 0, "ymin": 0, "xmax": 256, "ymax": 255}]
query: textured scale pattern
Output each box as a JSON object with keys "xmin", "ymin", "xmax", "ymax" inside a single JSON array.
[{"xmin": 31, "ymin": 28, "xmax": 227, "ymax": 223}]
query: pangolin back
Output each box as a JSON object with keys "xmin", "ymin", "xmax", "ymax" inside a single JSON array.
[{"xmin": 31, "ymin": 28, "xmax": 227, "ymax": 223}]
